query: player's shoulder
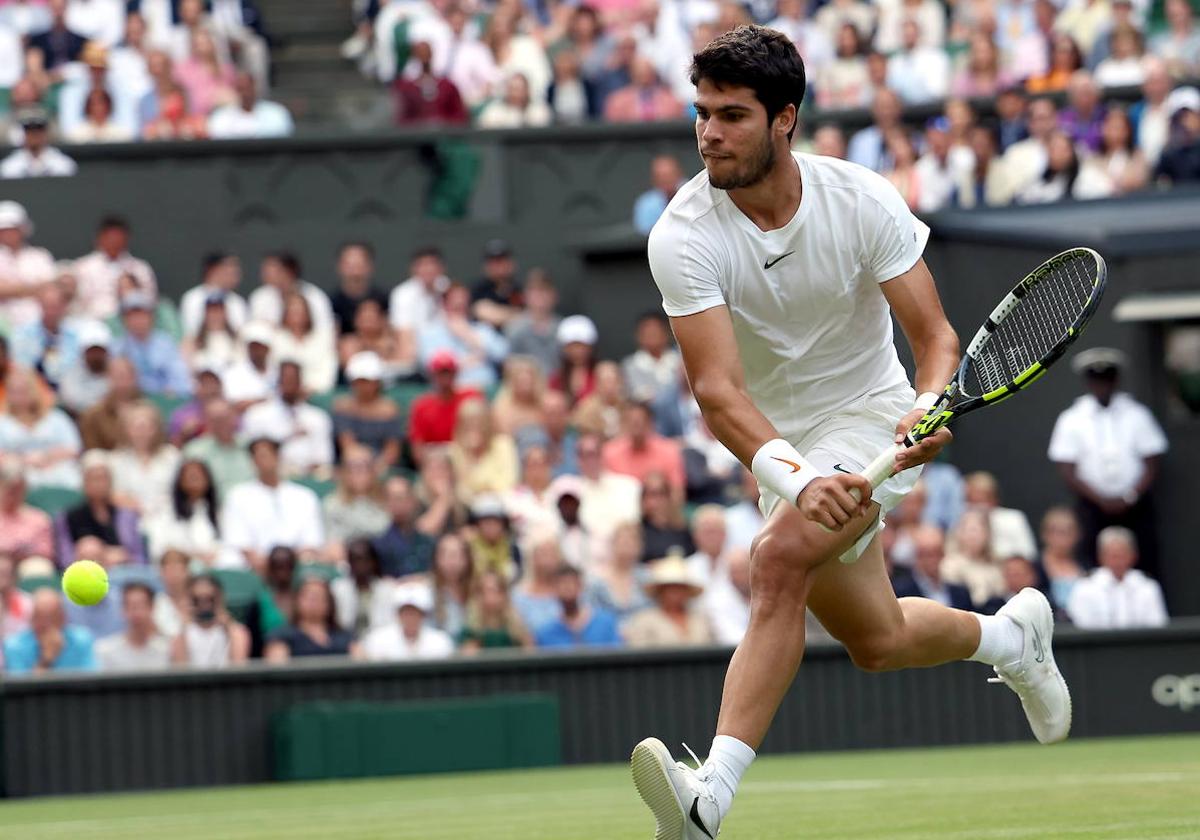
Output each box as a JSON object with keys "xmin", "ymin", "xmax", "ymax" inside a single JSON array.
[
  {"xmin": 649, "ymin": 167, "xmax": 723, "ymax": 243},
  {"xmin": 797, "ymin": 152, "xmax": 906, "ymax": 206}
]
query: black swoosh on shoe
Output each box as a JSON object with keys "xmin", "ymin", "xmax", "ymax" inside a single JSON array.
[{"xmin": 689, "ymin": 797, "xmax": 715, "ymax": 839}]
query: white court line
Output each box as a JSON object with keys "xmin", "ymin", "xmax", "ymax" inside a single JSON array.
[{"xmin": 740, "ymin": 770, "xmax": 1190, "ymax": 794}]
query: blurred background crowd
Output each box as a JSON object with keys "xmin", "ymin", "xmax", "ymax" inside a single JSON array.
[{"xmin": 0, "ymin": 200, "xmax": 1172, "ymax": 674}]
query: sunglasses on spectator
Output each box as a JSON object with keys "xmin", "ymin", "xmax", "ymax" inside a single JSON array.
[{"xmin": 191, "ymin": 596, "xmax": 216, "ymax": 607}]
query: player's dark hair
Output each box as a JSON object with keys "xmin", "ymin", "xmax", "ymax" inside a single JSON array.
[{"xmin": 690, "ymin": 25, "xmax": 806, "ymax": 140}]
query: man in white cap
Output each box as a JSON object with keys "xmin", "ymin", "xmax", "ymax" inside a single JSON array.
[
  {"xmin": 1048, "ymin": 347, "xmax": 1167, "ymax": 571},
  {"xmin": 0, "ymin": 201, "xmax": 57, "ymax": 330},
  {"xmin": 0, "ymin": 107, "xmax": 77, "ymax": 179},
  {"xmin": 362, "ymin": 582, "xmax": 454, "ymax": 661},
  {"xmin": 1154, "ymin": 86, "xmax": 1200, "ymax": 184}
]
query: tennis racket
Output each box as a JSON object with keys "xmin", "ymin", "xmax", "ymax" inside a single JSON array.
[{"xmin": 853, "ymin": 246, "xmax": 1108, "ymax": 499}]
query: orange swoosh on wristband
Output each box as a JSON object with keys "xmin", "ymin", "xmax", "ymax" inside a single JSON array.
[{"xmin": 770, "ymin": 456, "xmax": 803, "ymax": 473}]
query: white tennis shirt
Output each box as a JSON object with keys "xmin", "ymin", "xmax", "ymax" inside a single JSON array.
[{"xmin": 648, "ymin": 151, "xmax": 929, "ymax": 441}]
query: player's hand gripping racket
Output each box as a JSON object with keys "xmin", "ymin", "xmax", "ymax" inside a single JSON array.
[{"xmin": 850, "ymin": 246, "xmax": 1108, "ymax": 503}]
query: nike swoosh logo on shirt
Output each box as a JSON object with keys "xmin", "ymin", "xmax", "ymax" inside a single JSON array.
[
  {"xmin": 763, "ymin": 251, "xmax": 795, "ymax": 269},
  {"xmin": 770, "ymin": 456, "xmax": 803, "ymax": 473},
  {"xmin": 690, "ymin": 798, "xmax": 715, "ymax": 839},
  {"xmin": 832, "ymin": 463, "xmax": 853, "ymax": 474}
]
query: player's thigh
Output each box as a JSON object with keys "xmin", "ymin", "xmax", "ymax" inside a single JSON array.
[
  {"xmin": 806, "ymin": 535, "xmax": 905, "ymax": 649},
  {"xmin": 752, "ymin": 498, "xmax": 882, "ymax": 586}
]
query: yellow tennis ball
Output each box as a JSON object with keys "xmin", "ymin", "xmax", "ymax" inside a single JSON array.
[{"xmin": 62, "ymin": 560, "xmax": 109, "ymax": 607}]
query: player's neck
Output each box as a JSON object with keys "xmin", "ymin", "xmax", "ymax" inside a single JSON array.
[{"xmin": 726, "ymin": 152, "xmax": 801, "ymax": 232}]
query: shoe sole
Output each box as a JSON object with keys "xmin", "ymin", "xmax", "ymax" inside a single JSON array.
[{"xmin": 631, "ymin": 738, "xmax": 686, "ymax": 840}]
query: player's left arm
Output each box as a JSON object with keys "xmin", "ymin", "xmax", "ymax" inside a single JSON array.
[{"xmin": 880, "ymin": 257, "xmax": 960, "ymax": 473}]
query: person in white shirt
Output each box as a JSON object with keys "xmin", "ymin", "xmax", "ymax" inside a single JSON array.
[
  {"xmin": 622, "ymin": 311, "xmax": 682, "ymax": 405},
  {"xmin": 389, "ymin": 246, "xmax": 450, "ymax": 353},
  {"xmin": 0, "ymin": 201, "xmax": 57, "ymax": 330},
  {"xmin": 1066, "ymin": 527, "xmax": 1168, "ymax": 629},
  {"xmin": 437, "ymin": 5, "xmax": 500, "ymax": 111},
  {"xmin": 634, "ymin": 28, "xmax": 1068, "ymax": 836},
  {"xmin": 242, "ymin": 360, "xmax": 334, "ymax": 478},
  {"xmin": 685, "ymin": 504, "xmax": 729, "ymax": 589},
  {"xmin": 998, "ymin": 97, "xmax": 1058, "ymax": 204},
  {"xmin": 71, "ymin": 215, "xmax": 157, "ymax": 321},
  {"xmin": 180, "ymin": 252, "xmax": 248, "ymax": 338},
  {"xmin": 767, "ymin": 0, "xmax": 834, "ymax": 81},
  {"xmin": 208, "ymin": 71, "xmax": 294, "ymax": 139},
  {"xmin": 962, "ymin": 471, "xmax": 1037, "ymax": 561},
  {"xmin": 875, "ymin": 0, "xmax": 946, "ymax": 53},
  {"xmin": 913, "ymin": 117, "xmax": 975, "ymax": 213},
  {"xmin": 220, "ymin": 436, "xmax": 325, "ymax": 572},
  {"xmin": 65, "ymin": 0, "xmax": 125, "ymax": 47},
  {"xmin": 704, "ymin": 547, "xmax": 752, "ymax": 646},
  {"xmin": 221, "ymin": 321, "xmax": 276, "ymax": 407},
  {"xmin": 362, "ymin": 582, "xmax": 456, "ymax": 662},
  {"xmin": 1133, "ymin": 59, "xmax": 1172, "ymax": 167},
  {"xmin": 0, "ymin": 108, "xmax": 78, "ymax": 180},
  {"xmin": 1048, "ymin": 348, "xmax": 1168, "ymax": 571},
  {"xmin": 886, "ymin": 20, "xmax": 950, "ymax": 105},
  {"xmin": 247, "ymin": 251, "xmax": 335, "ymax": 334},
  {"xmin": 724, "ymin": 468, "xmax": 766, "ymax": 551},
  {"xmin": 575, "ymin": 432, "xmax": 641, "ymax": 541},
  {"xmin": 95, "ymin": 582, "xmax": 171, "ymax": 671}
]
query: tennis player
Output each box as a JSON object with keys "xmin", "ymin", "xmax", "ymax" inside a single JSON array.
[{"xmin": 632, "ymin": 25, "xmax": 1072, "ymax": 839}]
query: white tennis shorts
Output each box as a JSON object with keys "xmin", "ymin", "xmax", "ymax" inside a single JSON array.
[{"xmin": 757, "ymin": 385, "xmax": 923, "ymax": 564}]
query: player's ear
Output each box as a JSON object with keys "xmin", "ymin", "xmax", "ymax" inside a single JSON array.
[{"xmin": 776, "ymin": 104, "xmax": 797, "ymax": 139}]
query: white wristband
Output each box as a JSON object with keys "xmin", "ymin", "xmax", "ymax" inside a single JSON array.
[
  {"xmin": 751, "ymin": 439, "xmax": 823, "ymax": 506},
  {"xmin": 914, "ymin": 391, "xmax": 940, "ymax": 411}
]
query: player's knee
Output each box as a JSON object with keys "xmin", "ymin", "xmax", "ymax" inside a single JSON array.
[
  {"xmin": 846, "ymin": 634, "xmax": 907, "ymax": 673},
  {"xmin": 749, "ymin": 530, "xmax": 811, "ymax": 610}
]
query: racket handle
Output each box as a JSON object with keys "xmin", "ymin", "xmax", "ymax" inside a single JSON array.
[{"xmin": 847, "ymin": 443, "xmax": 904, "ymax": 503}]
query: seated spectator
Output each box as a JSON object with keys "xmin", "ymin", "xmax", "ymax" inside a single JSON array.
[
  {"xmin": 248, "ymin": 252, "xmax": 334, "ymax": 334},
  {"xmin": 333, "ymin": 352, "xmax": 401, "ymax": 473},
  {"xmin": 483, "ymin": 6, "xmax": 551, "ymax": 100},
  {"xmin": 180, "ymin": 253, "xmax": 247, "ymax": 341},
  {"xmin": 265, "ymin": 578, "xmax": 358, "ymax": 663},
  {"xmin": 181, "ymin": 398, "xmax": 255, "ymax": 500},
  {"xmin": 165, "ymin": 367, "xmax": 222, "ymax": 448},
  {"xmin": 1132, "ymin": 59, "xmax": 1172, "ymax": 167},
  {"xmin": 0, "ymin": 201, "xmax": 57, "ymax": 331},
  {"xmin": 1094, "ymin": 25, "xmax": 1146, "ymax": 89},
  {"xmin": 112, "ymin": 293, "xmax": 192, "ymax": 397},
  {"xmin": 964, "ymin": 472, "xmax": 1038, "ymax": 560},
  {"xmin": 548, "ymin": 48, "xmax": 600, "ymax": 123},
  {"xmin": 95, "ymin": 582, "xmax": 170, "ymax": 671},
  {"xmin": 550, "ymin": 315, "xmax": 598, "ymax": 406},
  {"xmin": 4, "ymin": 588, "xmax": 96, "ymax": 673},
  {"xmin": 952, "ymin": 32, "xmax": 1013, "ymax": 99},
  {"xmin": 586, "ymin": 521, "xmax": 652, "ymax": 620},
  {"xmin": 724, "ymin": 468, "xmax": 765, "ymax": 552},
  {"xmin": 1039, "ymin": 506, "xmax": 1086, "ymax": 612},
  {"xmin": 1066, "ymin": 527, "xmax": 1168, "ymax": 628},
  {"xmin": 0, "ymin": 553, "xmax": 32, "ymax": 639},
  {"xmin": 478, "ymin": 72, "xmax": 551, "ymax": 128},
  {"xmin": 622, "ymin": 311, "xmax": 680, "ymax": 406},
  {"xmin": 1026, "ymin": 33, "xmax": 1083, "ymax": 94},
  {"xmin": 429, "ymin": 532, "xmax": 473, "ymax": 638},
  {"xmin": 684, "ymin": 415, "xmax": 742, "ymax": 504},
  {"xmin": 810, "ymin": 123, "xmax": 848, "ymax": 159},
  {"xmin": 175, "ymin": 28, "xmax": 236, "ymax": 116},
  {"xmin": 623, "ymin": 555, "xmax": 714, "ymax": 648},
  {"xmin": 876, "ymin": 0, "xmax": 944, "ymax": 53},
  {"xmin": 373, "ymin": 477, "xmax": 437, "ymax": 579},
  {"xmin": 260, "ymin": 546, "xmax": 297, "ymax": 633},
  {"xmin": 471, "ymin": 239, "xmax": 523, "ymax": 329},
  {"xmin": 331, "ymin": 537, "xmax": 395, "ymax": 635},
  {"xmin": 1148, "ymin": 0, "xmax": 1200, "ymax": 80},
  {"xmin": 603, "ymin": 55, "xmax": 682, "ymax": 122},
  {"xmin": 704, "ymin": 547, "xmax": 751, "ymax": 645},
  {"xmin": 321, "ymin": 445, "xmax": 390, "ymax": 555},
  {"xmin": 881, "ymin": 128, "xmax": 921, "ymax": 211},
  {"xmin": 338, "ymin": 298, "xmax": 409, "ymax": 383},
  {"xmin": 516, "ymin": 389, "xmax": 579, "ymax": 477},
  {"xmin": 408, "ymin": 351, "xmax": 482, "ymax": 465},
  {"xmin": 414, "ymin": 449, "xmax": 468, "ymax": 536},
  {"xmin": 208, "ymin": 71, "xmax": 293, "ymax": 139},
  {"xmin": 73, "ymin": 215, "xmax": 157, "ymax": 323},
  {"xmin": 492, "ymin": 355, "xmax": 546, "ymax": 436},
  {"xmin": 220, "ymin": 437, "xmax": 324, "ymax": 572},
  {"xmin": 535, "ymin": 566, "xmax": 622, "ymax": 648},
  {"xmin": 503, "ymin": 444, "xmax": 560, "ymax": 543},
  {"xmin": 56, "ymin": 451, "xmax": 147, "ymax": 568},
  {"xmin": 994, "ymin": 87, "xmax": 1030, "ymax": 154},
  {"xmin": 1060, "ymin": 71, "xmax": 1107, "ymax": 153},
  {"xmin": 954, "ymin": 125, "xmax": 1006, "ymax": 209},
  {"xmin": 573, "ymin": 360, "xmax": 627, "ymax": 440},
  {"xmin": 437, "ymin": 5, "xmax": 501, "ymax": 111},
  {"xmin": 886, "ymin": 20, "xmax": 949, "ymax": 105},
  {"xmin": 1153, "ymin": 88, "xmax": 1200, "ymax": 185},
  {"xmin": 449, "ymin": 397, "xmax": 519, "ymax": 503},
  {"xmin": 892, "ymin": 524, "xmax": 975, "ymax": 611},
  {"xmin": 388, "ymin": 246, "xmax": 449, "ymax": 360},
  {"xmin": 145, "ymin": 459, "xmax": 233, "ymax": 569},
  {"xmin": 979, "ymin": 555, "xmax": 1045, "ymax": 615},
  {"xmin": 815, "ymin": 23, "xmax": 871, "ymax": 110},
  {"xmin": 603, "ymin": 402, "xmax": 685, "ymax": 495},
  {"xmin": 10, "ymin": 283, "xmax": 89, "ymax": 390},
  {"xmin": 999, "ymin": 97, "xmax": 1059, "ymax": 203},
  {"xmin": 1075, "ymin": 107, "xmax": 1148, "ymax": 199},
  {"xmin": 460, "ymin": 569, "xmax": 532, "ymax": 651},
  {"xmin": 1017, "ymin": 130, "xmax": 1082, "ymax": 204},
  {"xmin": 109, "ymin": 400, "xmax": 181, "ymax": 521},
  {"xmin": 548, "ymin": 476, "xmax": 597, "ymax": 571},
  {"xmin": 0, "ymin": 106, "xmax": 77, "ymax": 179},
  {"xmin": 183, "ymin": 295, "xmax": 241, "ymax": 374},
  {"xmin": 638, "ymin": 471, "xmax": 694, "ymax": 562},
  {"xmin": 418, "ymin": 284, "xmax": 508, "ymax": 391},
  {"xmin": 152, "ymin": 549, "xmax": 190, "ymax": 637},
  {"xmin": 60, "ymin": 321, "xmax": 114, "ymax": 415},
  {"xmin": 362, "ymin": 582, "xmax": 454, "ymax": 661},
  {"xmin": 941, "ymin": 508, "xmax": 1006, "ymax": 607},
  {"xmin": 509, "ymin": 529, "xmax": 561, "ymax": 631},
  {"xmin": 330, "ymin": 242, "xmax": 387, "ymax": 337},
  {"xmin": 169, "ymin": 573, "xmax": 251, "ymax": 666},
  {"xmin": 222, "ymin": 321, "xmax": 276, "ymax": 408},
  {"xmin": 466, "ymin": 496, "xmax": 520, "ymax": 581},
  {"xmin": 633, "ymin": 156, "xmax": 685, "ymax": 236},
  {"xmin": 67, "ymin": 88, "xmax": 134, "ymax": 144},
  {"xmin": 685, "ymin": 505, "xmax": 730, "ymax": 589},
  {"xmin": 915, "ymin": 116, "xmax": 975, "ymax": 213},
  {"xmin": 0, "ymin": 367, "xmax": 82, "ymax": 488},
  {"xmin": 503, "ymin": 269, "xmax": 561, "ymax": 377},
  {"xmin": 27, "ymin": 0, "xmax": 87, "ymax": 70},
  {"xmin": 0, "ymin": 466, "xmax": 53, "ymax": 560},
  {"xmin": 273, "ymin": 293, "xmax": 336, "ymax": 395},
  {"xmin": 393, "ymin": 41, "xmax": 468, "ymax": 126}
]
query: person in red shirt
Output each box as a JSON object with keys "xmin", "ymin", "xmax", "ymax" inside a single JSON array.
[
  {"xmin": 407, "ymin": 351, "xmax": 482, "ymax": 465},
  {"xmin": 393, "ymin": 41, "xmax": 469, "ymax": 126},
  {"xmin": 601, "ymin": 401, "xmax": 686, "ymax": 497}
]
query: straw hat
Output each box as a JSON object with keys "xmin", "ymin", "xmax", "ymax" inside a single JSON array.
[{"xmin": 643, "ymin": 555, "xmax": 704, "ymax": 598}]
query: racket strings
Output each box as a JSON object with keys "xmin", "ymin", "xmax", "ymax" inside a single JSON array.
[{"xmin": 970, "ymin": 255, "xmax": 1095, "ymax": 395}]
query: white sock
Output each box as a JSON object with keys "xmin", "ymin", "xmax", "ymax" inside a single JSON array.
[
  {"xmin": 968, "ymin": 613, "xmax": 1025, "ymax": 669},
  {"xmin": 701, "ymin": 734, "xmax": 756, "ymax": 819}
]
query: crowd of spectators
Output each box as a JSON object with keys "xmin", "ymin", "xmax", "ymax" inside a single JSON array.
[
  {"xmin": 0, "ymin": 0, "xmax": 291, "ymax": 170},
  {"xmin": 0, "ymin": 198, "xmax": 1173, "ymax": 675}
]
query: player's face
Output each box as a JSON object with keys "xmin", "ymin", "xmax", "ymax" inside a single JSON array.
[{"xmin": 694, "ymin": 79, "xmax": 777, "ymax": 191}]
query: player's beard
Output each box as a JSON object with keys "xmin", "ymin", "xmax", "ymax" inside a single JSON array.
[{"xmin": 706, "ymin": 130, "xmax": 776, "ymax": 191}]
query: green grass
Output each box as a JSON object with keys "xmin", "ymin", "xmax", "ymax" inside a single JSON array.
[{"xmin": 2, "ymin": 735, "xmax": 1199, "ymax": 839}]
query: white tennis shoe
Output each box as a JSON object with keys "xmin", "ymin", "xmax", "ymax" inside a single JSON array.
[
  {"xmin": 631, "ymin": 738, "xmax": 721, "ymax": 839},
  {"xmin": 990, "ymin": 587, "xmax": 1072, "ymax": 744}
]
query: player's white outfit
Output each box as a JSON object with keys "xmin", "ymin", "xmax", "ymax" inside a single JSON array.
[{"xmin": 648, "ymin": 151, "xmax": 929, "ymax": 560}]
